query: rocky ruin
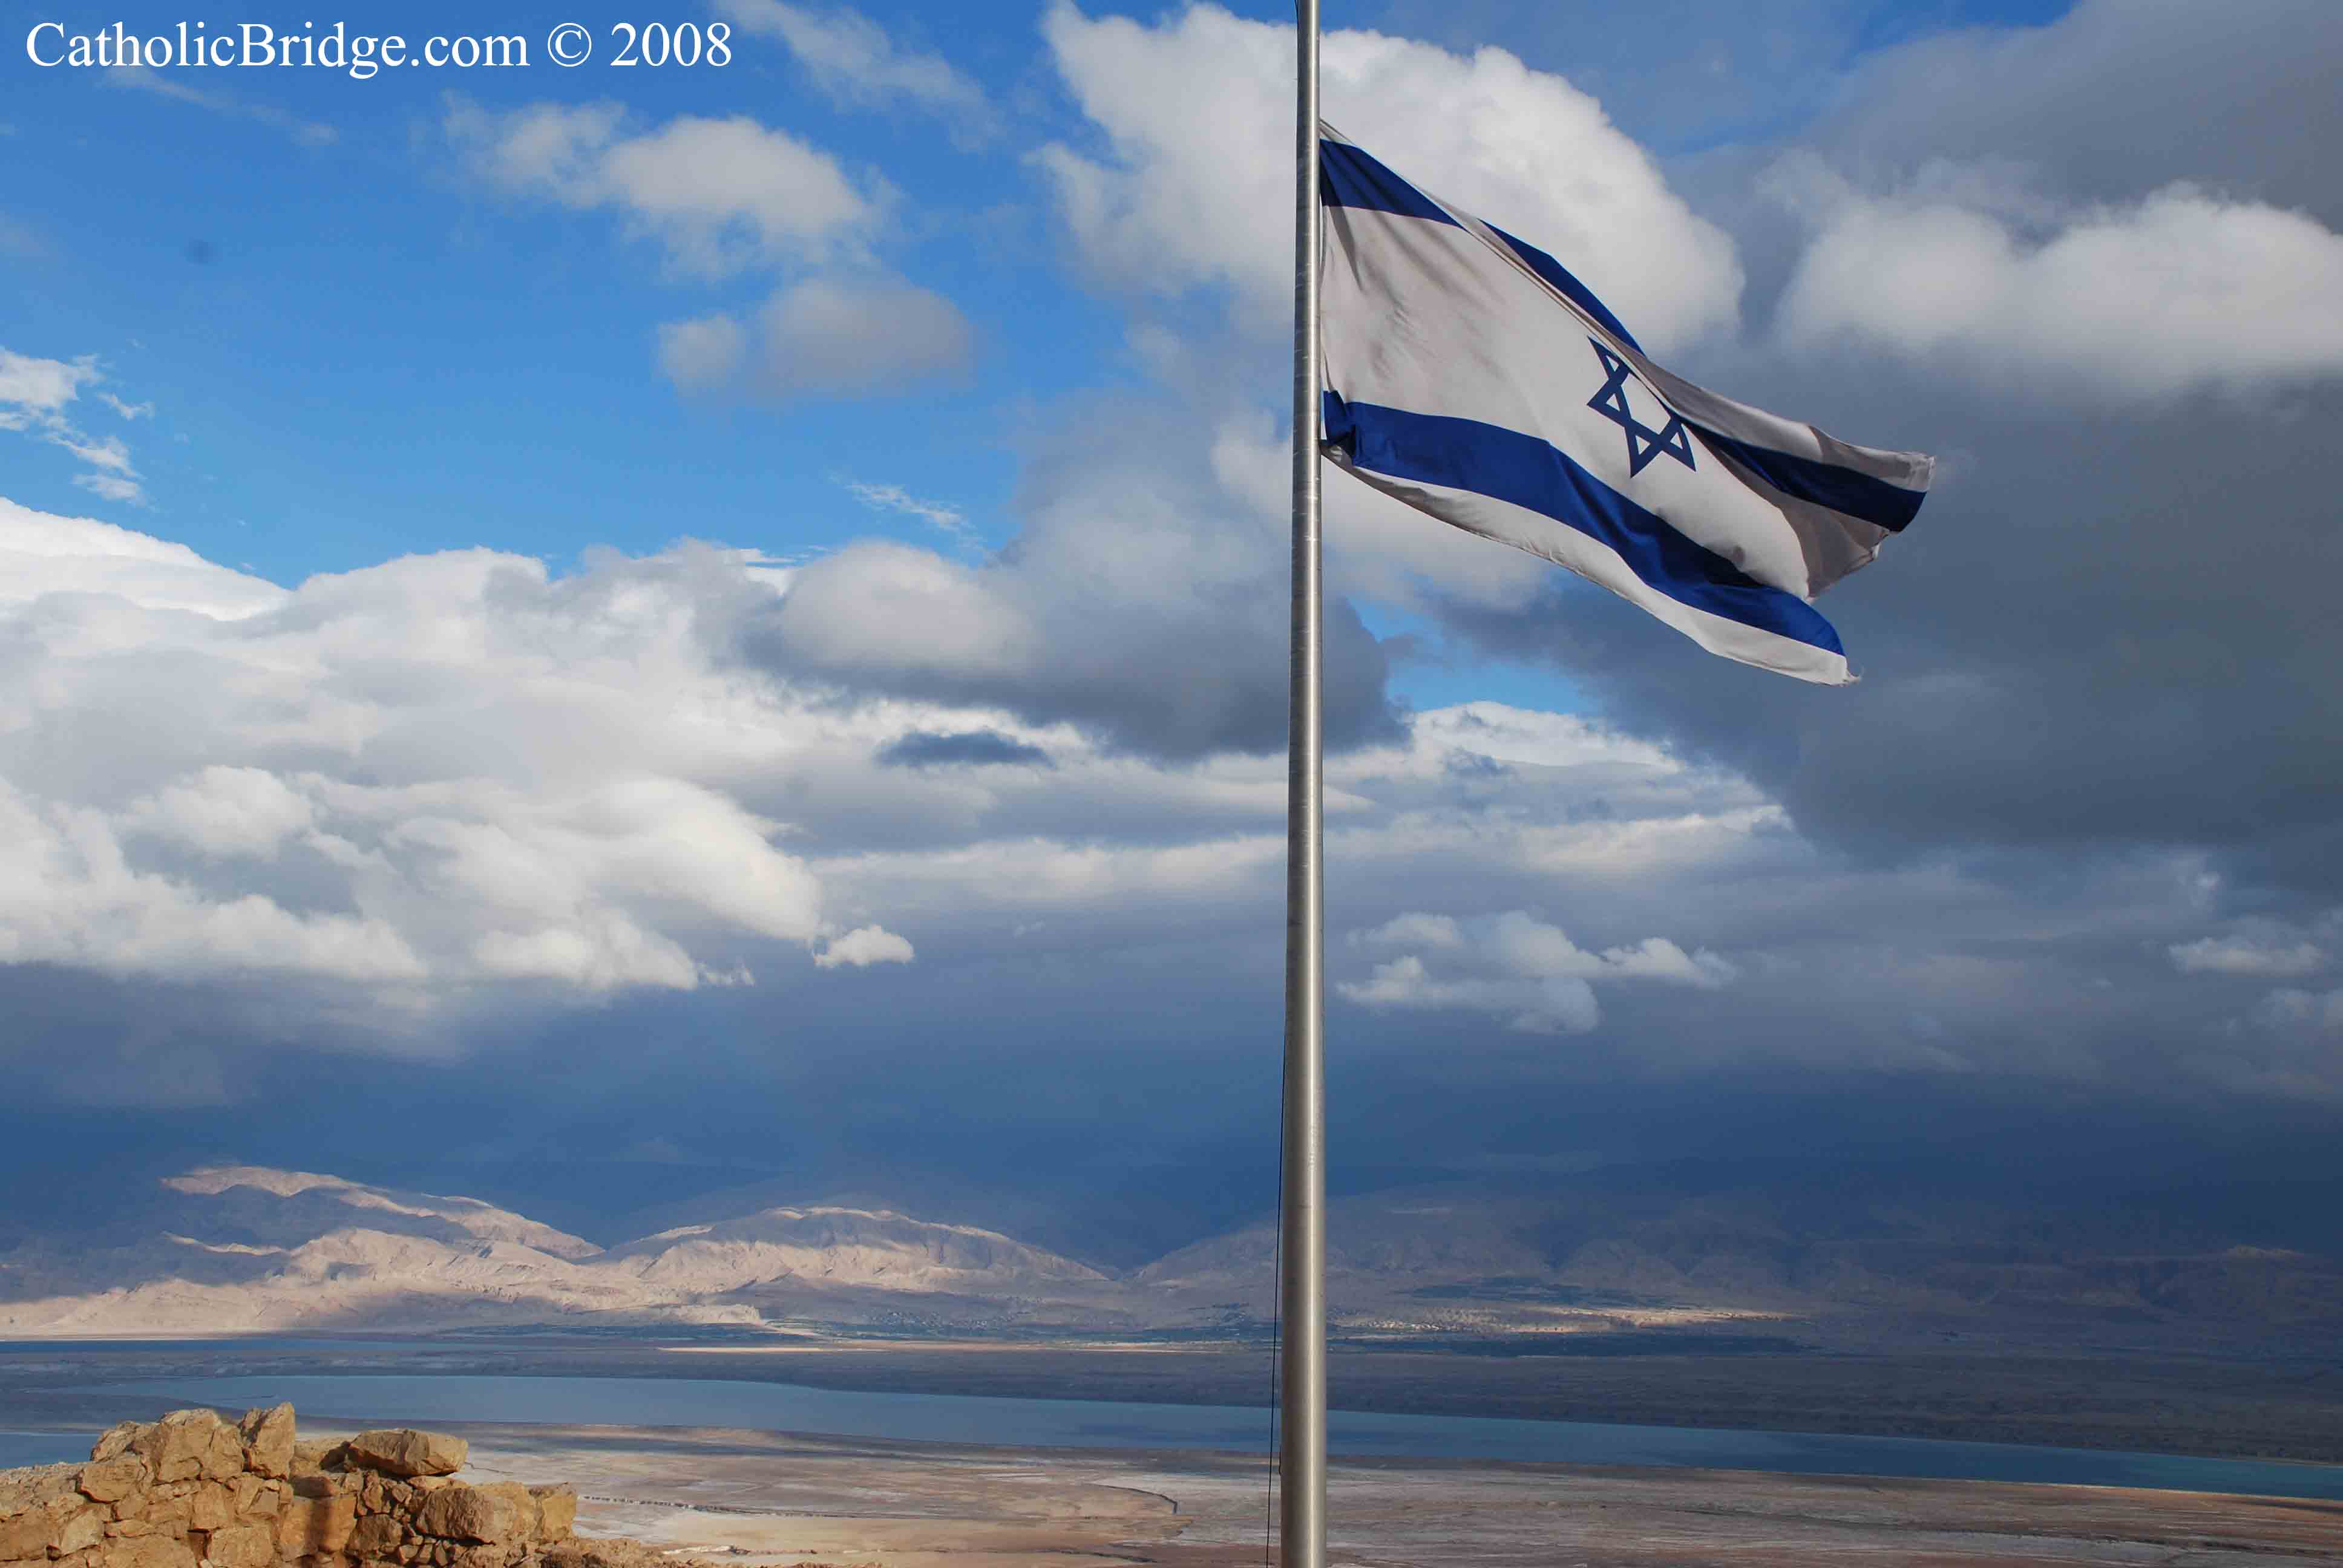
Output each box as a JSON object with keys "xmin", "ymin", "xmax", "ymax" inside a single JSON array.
[{"xmin": 0, "ymin": 1408, "xmax": 676, "ymax": 1568}]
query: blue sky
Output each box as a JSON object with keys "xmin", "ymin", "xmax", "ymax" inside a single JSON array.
[
  {"xmin": 8, "ymin": 0, "xmax": 2066, "ymax": 706},
  {"xmin": 11, "ymin": 1, "xmax": 1086, "ymax": 574},
  {"xmin": 6, "ymin": 0, "xmax": 2343, "ymax": 1231}
]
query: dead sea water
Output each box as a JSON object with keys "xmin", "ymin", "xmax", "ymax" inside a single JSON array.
[{"xmin": 44, "ymin": 1371, "xmax": 2343, "ymax": 1502}]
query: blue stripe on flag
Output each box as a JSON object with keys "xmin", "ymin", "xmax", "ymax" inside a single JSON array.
[
  {"xmin": 1688, "ymin": 424, "xmax": 1925, "ymax": 533},
  {"xmin": 1485, "ymin": 224, "xmax": 1643, "ymax": 354},
  {"xmin": 1320, "ymin": 140, "xmax": 1459, "ymax": 228},
  {"xmin": 1323, "ymin": 393, "xmax": 1844, "ymax": 656}
]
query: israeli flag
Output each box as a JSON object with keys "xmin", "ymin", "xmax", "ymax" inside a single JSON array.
[{"xmin": 1319, "ymin": 127, "xmax": 1935, "ymax": 684}]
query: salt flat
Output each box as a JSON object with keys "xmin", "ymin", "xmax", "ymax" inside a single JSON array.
[{"xmin": 429, "ymin": 1421, "xmax": 2343, "ymax": 1568}]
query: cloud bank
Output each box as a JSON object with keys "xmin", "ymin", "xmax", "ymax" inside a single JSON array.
[
  {"xmin": 1775, "ymin": 168, "xmax": 2343, "ymax": 401},
  {"xmin": 0, "ymin": 499, "xmax": 905, "ymax": 1012}
]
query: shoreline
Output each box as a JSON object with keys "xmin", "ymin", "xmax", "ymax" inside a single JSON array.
[
  {"xmin": 391, "ymin": 1419, "xmax": 2343, "ymax": 1567},
  {"xmin": 5, "ymin": 1337, "xmax": 2343, "ymax": 1468},
  {"xmin": 8, "ymin": 1404, "xmax": 2342, "ymax": 1563}
]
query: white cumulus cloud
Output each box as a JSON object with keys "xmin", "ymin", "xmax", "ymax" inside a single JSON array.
[
  {"xmin": 1338, "ymin": 909, "xmax": 1738, "ymax": 1035},
  {"xmin": 1774, "ymin": 166, "xmax": 2343, "ymax": 402},
  {"xmin": 752, "ymin": 276, "xmax": 974, "ymax": 400},
  {"xmin": 813, "ymin": 924, "xmax": 916, "ymax": 969},
  {"xmin": 1036, "ymin": 2, "xmax": 1741, "ymax": 350},
  {"xmin": 657, "ymin": 313, "xmax": 750, "ymax": 393},
  {"xmin": 0, "ymin": 497, "xmax": 888, "ymax": 1007},
  {"xmin": 445, "ymin": 98, "xmax": 886, "ymax": 277}
]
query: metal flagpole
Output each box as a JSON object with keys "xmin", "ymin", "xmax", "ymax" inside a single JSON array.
[{"xmin": 1280, "ymin": 4, "xmax": 1325, "ymax": 1568}]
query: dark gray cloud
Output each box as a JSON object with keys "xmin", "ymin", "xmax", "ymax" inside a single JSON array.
[
  {"xmin": 1813, "ymin": 0, "xmax": 2343, "ymax": 216},
  {"xmin": 1441, "ymin": 371, "xmax": 2342, "ymax": 879},
  {"xmin": 877, "ymin": 728, "xmax": 1056, "ymax": 768},
  {"xmin": 742, "ymin": 397, "xmax": 1401, "ymax": 759},
  {"xmin": 1366, "ymin": 0, "xmax": 1879, "ymax": 149}
]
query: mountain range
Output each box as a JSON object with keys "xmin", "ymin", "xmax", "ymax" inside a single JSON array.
[{"xmin": 2, "ymin": 1163, "xmax": 2340, "ymax": 1350}]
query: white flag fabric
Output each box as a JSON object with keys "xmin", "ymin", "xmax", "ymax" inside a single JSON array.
[{"xmin": 1319, "ymin": 126, "xmax": 1935, "ymax": 683}]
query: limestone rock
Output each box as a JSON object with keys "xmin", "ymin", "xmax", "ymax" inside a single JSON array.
[
  {"xmin": 188, "ymin": 1483, "xmax": 238, "ymax": 1533},
  {"xmin": 536, "ymin": 1543, "xmax": 677, "ymax": 1568},
  {"xmin": 131, "ymin": 1413, "xmax": 222, "ymax": 1486},
  {"xmin": 448, "ymin": 1544, "xmax": 514, "ymax": 1568},
  {"xmin": 343, "ymin": 1433, "xmax": 467, "ymax": 1481},
  {"xmin": 0, "ymin": 1469, "xmax": 84, "ymax": 1561},
  {"xmin": 349, "ymin": 1514, "xmax": 406, "ymax": 1559},
  {"xmin": 484, "ymin": 1482, "xmax": 539, "ymax": 1540},
  {"xmin": 205, "ymin": 1521, "xmax": 275, "ymax": 1568},
  {"xmin": 56, "ymin": 1508, "xmax": 108, "ymax": 1555},
  {"xmin": 526, "ymin": 1487, "xmax": 575, "ymax": 1541},
  {"xmin": 77, "ymin": 1458, "xmax": 148, "ymax": 1506},
  {"xmin": 0, "ymin": 1516, "xmax": 48, "ymax": 1561},
  {"xmin": 289, "ymin": 1441, "xmax": 345, "ymax": 1475},
  {"xmin": 97, "ymin": 1538, "xmax": 197, "ymax": 1568},
  {"xmin": 89, "ymin": 1428, "xmax": 141, "ymax": 1466},
  {"xmin": 200, "ymin": 1427, "xmax": 242, "ymax": 1483},
  {"xmin": 275, "ymin": 1494, "xmax": 357, "ymax": 1556},
  {"xmin": 412, "ymin": 1484, "xmax": 532, "ymax": 1546},
  {"xmin": 0, "ymin": 1464, "xmax": 77, "ymax": 1523},
  {"xmin": 235, "ymin": 1407, "xmax": 295, "ymax": 1480}
]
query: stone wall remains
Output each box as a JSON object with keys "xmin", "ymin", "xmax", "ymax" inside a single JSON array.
[{"xmin": 0, "ymin": 1408, "xmax": 654, "ymax": 1568}]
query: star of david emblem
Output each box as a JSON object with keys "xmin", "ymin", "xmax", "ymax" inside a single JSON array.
[{"xmin": 1587, "ymin": 340, "xmax": 1696, "ymax": 478}]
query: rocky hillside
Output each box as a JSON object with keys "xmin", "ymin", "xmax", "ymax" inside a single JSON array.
[
  {"xmin": 2, "ymin": 1164, "xmax": 2339, "ymax": 1347},
  {"xmin": 0, "ymin": 1167, "xmax": 1121, "ymax": 1338},
  {"xmin": 0, "ymin": 1405, "xmax": 692, "ymax": 1568},
  {"xmin": 602, "ymin": 1204, "xmax": 1110, "ymax": 1295}
]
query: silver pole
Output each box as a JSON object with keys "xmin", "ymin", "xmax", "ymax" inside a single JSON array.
[{"xmin": 1279, "ymin": 4, "xmax": 1325, "ymax": 1568}]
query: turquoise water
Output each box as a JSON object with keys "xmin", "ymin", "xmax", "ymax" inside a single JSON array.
[{"xmin": 65, "ymin": 1372, "xmax": 2343, "ymax": 1501}]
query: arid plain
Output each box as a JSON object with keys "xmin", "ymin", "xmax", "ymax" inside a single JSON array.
[{"xmin": 407, "ymin": 1419, "xmax": 2343, "ymax": 1568}]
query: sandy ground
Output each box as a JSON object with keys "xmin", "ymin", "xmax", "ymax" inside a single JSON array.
[{"xmin": 408, "ymin": 1422, "xmax": 2343, "ymax": 1568}]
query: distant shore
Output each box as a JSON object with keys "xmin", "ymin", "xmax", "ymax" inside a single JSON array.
[{"xmin": 4, "ymin": 1333, "xmax": 2342, "ymax": 1469}]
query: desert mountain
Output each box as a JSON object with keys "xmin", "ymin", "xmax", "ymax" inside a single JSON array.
[
  {"xmin": 0, "ymin": 1166, "xmax": 1118, "ymax": 1338},
  {"xmin": 604, "ymin": 1206, "xmax": 1110, "ymax": 1294},
  {"xmin": 1, "ymin": 1163, "xmax": 2339, "ymax": 1347},
  {"xmin": 160, "ymin": 1166, "xmax": 602, "ymax": 1260},
  {"xmin": 0, "ymin": 1167, "xmax": 644, "ymax": 1337}
]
